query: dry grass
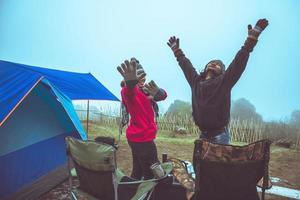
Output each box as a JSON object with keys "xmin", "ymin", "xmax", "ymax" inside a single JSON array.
[
  {"xmin": 88, "ymin": 124, "xmax": 300, "ymax": 190},
  {"xmin": 81, "ymin": 112, "xmax": 300, "ymax": 148},
  {"xmin": 40, "ymin": 124, "xmax": 300, "ymax": 200}
]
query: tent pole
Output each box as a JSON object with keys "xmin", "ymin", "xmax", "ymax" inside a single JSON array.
[{"xmin": 86, "ymin": 100, "xmax": 90, "ymax": 138}]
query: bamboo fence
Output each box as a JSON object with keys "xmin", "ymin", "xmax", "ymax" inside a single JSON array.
[{"xmin": 76, "ymin": 109, "xmax": 300, "ymax": 148}]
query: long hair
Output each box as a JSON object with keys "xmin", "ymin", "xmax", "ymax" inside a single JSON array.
[{"xmin": 200, "ymin": 59, "xmax": 225, "ymax": 79}]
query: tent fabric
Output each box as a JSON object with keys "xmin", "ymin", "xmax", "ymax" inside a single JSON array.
[
  {"xmin": 0, "ymin": 60, "xmax": 119, "ymax": 125},
  {"xmin": 0, "ymin": 82, "xmax": 81, "ymax": 156},
  {"xmin": 0, "ymin": 80, "xmax": 83, "ymax": 199},
  {"xmin": 0, "ymin": 133, "xmax": 77, "ymax": 199},
  {"xmin": 0, "ymin": 60, "xmax": 117, "ymax": 199},
  {"xmin": 0, "ymin": 63, "xmax": 42, "ymax": 126},
  {"xmin": 42, "ymin": 79, "xmax": 87, "ymax": 140}
]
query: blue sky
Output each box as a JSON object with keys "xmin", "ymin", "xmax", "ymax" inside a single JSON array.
[{"xmin": 0, "ymin": 0, "xmax": 299, "ymax": 121}]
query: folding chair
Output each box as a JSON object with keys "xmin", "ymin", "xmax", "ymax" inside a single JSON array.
[
  {"xmin": 65, "ymin": 136, "xmax": 174, "ymax": 200},
  {"xmin": 192, "ymin": 139, "xmax": 272, "ymax": 200}
]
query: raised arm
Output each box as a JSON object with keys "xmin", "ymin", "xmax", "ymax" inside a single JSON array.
[
  {"xmin": 167, "ymin": 36, "xmax": 199, "ymax": 87},
  {"xmin": 117, "ymin": 58, "xmax": 146, "ymax": 96},
  {"xmin": 144, "ymin": 80, "xmax": 167, "ymax": 101},
  {"xmin": 224, "ymin": 18, "xmax": 269, "ymax": 88}
]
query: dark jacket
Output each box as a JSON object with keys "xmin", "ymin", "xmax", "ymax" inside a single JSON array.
[{"xmin": 174, "ymin": 38, "xmax": 257, "ymax": 132}]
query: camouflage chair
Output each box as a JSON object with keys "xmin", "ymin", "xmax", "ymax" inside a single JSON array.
[
  {"xmin": 65, "ymin": 136, "xmax": 173, "ymax": 200},
  {"xmin": 167, "ymin": 157, "xmax": 195, "ymax": 200},
  {"xmin": 192, "ymin": 139, "xmax": 272, "ymax": 200}
]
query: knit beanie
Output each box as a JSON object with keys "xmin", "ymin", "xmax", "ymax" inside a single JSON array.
[{"xmin": 131, "ymin": 57, "xmax": 145, "ymax": 75}]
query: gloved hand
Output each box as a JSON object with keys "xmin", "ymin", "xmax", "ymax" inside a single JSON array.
[
  {"xmin": 144, "ymin": 80, "xmax": 160, "ymax": 98},
  {"xmin": 167, "ymin": 36, "xmax": 180, "ymax": 52},
  {"xmin": 117, "ymin": 59, "xmax": 146, "ymax": 87},
  {"xmin": 248, "ymin": 18, "xmax": 269, "ymax": 40}
]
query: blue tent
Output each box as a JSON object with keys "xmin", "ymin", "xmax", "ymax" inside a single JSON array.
[{"xmin": 0, "ymin": 60, "xmax": 119, "ymax": 200}]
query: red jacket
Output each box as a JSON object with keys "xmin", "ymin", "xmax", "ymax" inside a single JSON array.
[{"xmin": 121, "ymin": 86, "xmax": 166, "ymax": 142}]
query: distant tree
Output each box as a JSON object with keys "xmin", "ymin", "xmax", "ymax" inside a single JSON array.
[
  {"xmin": 165, "ymin": 100, "xmax": 192, "ymax": 117},
  {"xmin": 290, "ymin": 110, "xmax": 300, "ymax": 128},
  {"xmin": 231, "ymin": 98, "xmax": 263, "ymax": 122}
]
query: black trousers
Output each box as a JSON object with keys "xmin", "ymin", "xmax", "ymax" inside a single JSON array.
[{"xmin": 128, "ymin": 140, "xmax": 159, "ymax": 180}]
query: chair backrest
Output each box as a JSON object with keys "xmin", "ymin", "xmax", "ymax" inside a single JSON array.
[
  {"xmin": 66, "ymin": 136, "xmax": 117, "ymax": 200},
  {"xmin": 95, "ymin": 136, "xmax": 118, "ymax": 149},
  {"xmin": 192, "ymin": 139, "xmax": 271, "ymax": 200}
]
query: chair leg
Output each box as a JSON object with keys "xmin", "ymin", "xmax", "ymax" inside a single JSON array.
[
  {"xmin": 146, "ymin": 188, "xmax": 155, "ymax": 200},
  {"xmin": 70, "ymin": 191, "xmax": 78, "ymax": 200},
  {"xmin": 261, "ymin": 141, "xmax": 271, "ymax": 200},
  {"xmin": 67, "ymin": 156, "xmax": 75, "ymax": 199},
  {"xmin": 113, "ymin": 173, "xmax": 118, "ymax": 200}
]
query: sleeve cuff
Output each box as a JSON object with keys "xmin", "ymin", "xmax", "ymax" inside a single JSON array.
[
  {"xmin": 125, "ymin": 80, "xmax": 138, "ymax": 89},
  {"xmin": 243, "ymin": 37, "xmax": 258, "ymax": 52},
  {"xmin": 153, "ymin": 89, "xmax": 166, "ymax": 101},
  {"xmin": 174, "ymin": 49, "xmax": 185, "ymax": 61}
]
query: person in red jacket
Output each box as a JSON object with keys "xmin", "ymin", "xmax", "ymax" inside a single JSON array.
[{"xmin": 117, "ymin": 58, "xmax": 167, "ymax": 180}]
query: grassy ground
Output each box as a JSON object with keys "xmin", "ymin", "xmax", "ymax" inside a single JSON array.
[
  {"xmin": 89, "ymin": 124, "xmax": 300, "ymax": 194},
  {"xmin": 40, "ymin": 124, "xmax": 300, "ymax": 200}
]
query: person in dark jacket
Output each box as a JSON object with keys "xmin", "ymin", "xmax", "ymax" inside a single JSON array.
[
  {"xmin": 167, "ymin": 19, "xmax": 268, "ymax": 144},
  {"xmin": 117, "ymin": 58, "xmax": 167, "ymax": 180}
]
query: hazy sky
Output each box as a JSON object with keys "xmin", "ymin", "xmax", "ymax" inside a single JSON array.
[{"xmin": 0, "ymin": 0, "xmax": 299, "ymax": 121}]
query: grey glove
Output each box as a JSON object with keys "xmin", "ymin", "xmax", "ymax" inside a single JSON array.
[
  {"xmin": 247, "ymin": 18, "xmax": 269, "ymax": 40},
  {"xmin": 117, "ymin": 59, "xmax": 146, "ymax": 88},
  {"xmin": 144, "ymin": 80, "xmax": 159, "ymax": 98},
  {"xmin": 167, "ymin": 36, "xmax": 180, "ymax": 52},
  {"xmin": 117, "ymin": 60, "xmax": 138, "ymax": 81}
]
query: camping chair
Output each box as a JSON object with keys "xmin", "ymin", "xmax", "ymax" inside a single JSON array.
[
  {"xmin": 192, "ymin": 139, "xmax": 272, "ymax": 200},
  {"xmin": 65, "ymin": 136, "xmax": 174, "ymax": 200}
]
